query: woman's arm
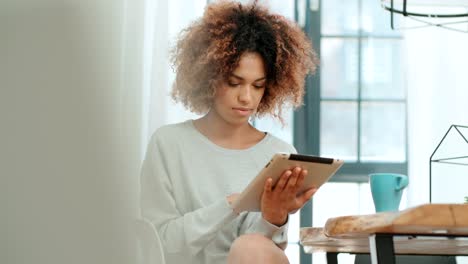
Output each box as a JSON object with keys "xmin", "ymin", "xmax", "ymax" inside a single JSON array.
[{"xmin": 140, "ymin": 135, "xmax": 237, "ymax": 256}]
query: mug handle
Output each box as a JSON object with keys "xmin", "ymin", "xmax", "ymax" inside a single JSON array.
[{"xmin": 395, "ymin": 175, "xmax": 409, "ymax": 191}]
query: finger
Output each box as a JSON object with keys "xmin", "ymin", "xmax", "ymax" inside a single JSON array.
[
  {"xmin": 274, "ymin": 170, "xmax": 292, "ymax": 192},
  {"xmin": 264, "ymin": 178, "xmax": 274, "ymax": 194},
  {"xmin": 295, "ymin": 169, "xmax": 307, "ymax": 188},
  {"xmin": 286, "ymin": 167, "xmax": 301, "ymax": 190},
  {"xmin": 297, "ymin": 187, "xmax": 318, "ymax": 205}
]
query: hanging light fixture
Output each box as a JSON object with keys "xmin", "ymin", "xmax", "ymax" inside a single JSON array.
[{"xmin": 381, "ymin": 0, "xmax": 468, "ymax": 33}]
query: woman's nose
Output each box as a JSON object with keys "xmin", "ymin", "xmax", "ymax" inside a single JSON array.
[{"xmin": 238, "ymin": 86, "xmax": 252, "ymax": 103}]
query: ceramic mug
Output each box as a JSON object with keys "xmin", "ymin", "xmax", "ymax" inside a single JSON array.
[{"xmin": 369, "ymin": 173, "xmax": 409, "ymax": 212}]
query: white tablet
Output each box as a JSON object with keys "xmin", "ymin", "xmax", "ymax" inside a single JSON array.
[{"xmin": 231, "ymin": 153, "xmax": 344, "ymax": 212}]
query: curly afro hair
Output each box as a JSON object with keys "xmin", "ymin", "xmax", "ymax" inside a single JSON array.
[{"xmin": 170, "ymin": 0, "xmax": 318, "ymax": 121}]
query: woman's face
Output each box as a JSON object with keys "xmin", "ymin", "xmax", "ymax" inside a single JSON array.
[{"xmin": 211, "ymin": 52, "xmax": 266, "ymax": 126}]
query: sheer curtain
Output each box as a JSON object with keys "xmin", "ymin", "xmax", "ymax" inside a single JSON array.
[{"xmin": 141, "ymin": 0, "xmax": 206, "ymax": 153}]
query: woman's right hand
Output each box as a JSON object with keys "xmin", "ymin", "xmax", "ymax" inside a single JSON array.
[{"xmin": 260, "ymin": 167, "xmax": 318, "ymax": 226}]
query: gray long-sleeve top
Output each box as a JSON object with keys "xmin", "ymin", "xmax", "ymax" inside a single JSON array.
[{"xmin": 140, "ymin": 120, "xmax": 296, "ymax": 264}]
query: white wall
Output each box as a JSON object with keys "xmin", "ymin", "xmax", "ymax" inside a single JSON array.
[
  {"xmin": 1, "ymin": 0, "xmax": 144, "ymax": 263},
  {"xmin": 406, "ymin": 26, "xmax": 468, "ymax": 206}
]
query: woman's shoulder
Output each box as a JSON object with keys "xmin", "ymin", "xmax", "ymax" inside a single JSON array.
[
  {"xmin": 150, "ymin": 120, "xmax": 193, "ymax": 144},
  {"xmin": 155, "ymin": 120, "xmax": 189, "ymax": 135},
  {"xmin": 263, "ymin": 133, "xmax": 297, "ymax": 154}
]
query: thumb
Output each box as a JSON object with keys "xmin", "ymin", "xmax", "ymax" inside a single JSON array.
[{"xmin": 298, "ymin": 187, "xmax": 317, "ymax": 204}]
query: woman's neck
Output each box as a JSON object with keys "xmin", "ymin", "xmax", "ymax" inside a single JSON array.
[{"xmin": 193, "ymin": 111, "xmax": 265, "ymax": 150}]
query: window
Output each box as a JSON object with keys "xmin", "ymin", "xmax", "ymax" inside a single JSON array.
[
  {"xmin": 294, "ymin": 0, "xmax": 408, "ymax": 263},
  {"xmin": 252, "ymin": 0, "xmax": 407, "ymax": 263}
]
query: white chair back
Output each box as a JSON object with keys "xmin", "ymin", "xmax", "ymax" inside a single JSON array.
[{"xmin": 134, "ymin": 218, "xmax": 166, "ymax": 264}]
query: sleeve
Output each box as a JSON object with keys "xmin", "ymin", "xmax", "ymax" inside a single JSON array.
[
  {"xmin": 139, "ymin": 133, "xmax": 238, "ymax": 256},
  {"xmin": 236, "ymin": 140, "xmax": 297, "ymax": 250},
  {"xmin": 239, "ymin": 212, "xmax": 289, "ymax": 250}
]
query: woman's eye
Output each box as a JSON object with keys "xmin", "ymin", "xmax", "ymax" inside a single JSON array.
[
  {"xmin": 254, "ymin": 84, "xmax": 265, "ymax": 89},
  {"xmin": 228, "ymin": 82, "xmax": 240, "ymax": 87}
]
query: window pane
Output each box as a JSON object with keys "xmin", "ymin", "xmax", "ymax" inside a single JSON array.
[
  {"xmin": 285, "ymin": 243, "xmax": 300, "ymax": 264},
  {"xmin": 288, "ymin": 210, "xmax": 300, "ymax": 243},
  {"xmin": 268, "ymin": 0, "xmax": 295, "ymax": 21},
  {"xmin": 321, "ymin": 0, "xmax": 359, "ymax": 35},
  {"xmin": 313, "ymin": 253, "xmax": 356, "ymax": 264},
  {"xmin": 254, "ymin": 107, "xmax": 293, "ymax": 145},
  {"xmin": 313, "ymin": 183, "xmax": 376, "ymax": 226},
  {"xmin": 432, "ymin": 164, "xmax": 468, "ymax": 203},
  {"xmin": 361, "ymin": 0, "xmax": 402, "ymax": 35},
  {"xmin": 362, "ymin": 39, "xmax": 404, "ymax": 99},
  {"xmin": 321, "ymin": 38, "xmax": 359, "ymax": 99},
  {"xmin": 312, "ymin": 182, "xmax": 375, "ymax": 264},
  {"xmin": 360, "ymin": 102, "xmax": 406, "ymax": 162},
  {"xmin": 320, "ymin": 101, "xmax": 358, "ymax": 161},
  {"xmin": 313, "ymin": 183, "xmax": 360, "ymax": 226}
]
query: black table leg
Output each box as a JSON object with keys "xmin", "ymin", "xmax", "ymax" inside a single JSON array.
[
  {"xmin": 369, "ymin": 234, "xmax": 396, "ymax": 264},
  {"xmin": 326, "ymin": 252, "xmax": 338, "ymax": 264}
]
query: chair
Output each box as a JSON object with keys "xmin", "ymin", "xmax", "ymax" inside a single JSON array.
[{"xmin": 134, "ymin": 218, "xmax": 166, "ymax": 264}]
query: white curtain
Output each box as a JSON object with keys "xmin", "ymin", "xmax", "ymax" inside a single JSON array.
[{"xmin": 141, "ymin": 0, "xmax": 206, "ymax": 153}]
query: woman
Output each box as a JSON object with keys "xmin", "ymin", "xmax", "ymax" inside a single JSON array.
[{"xmin": 140, "ymin": 1, "xmax": 318, "ymax": 263}]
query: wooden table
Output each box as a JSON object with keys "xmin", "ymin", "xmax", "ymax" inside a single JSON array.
[{"xmin": 300, "ymin": 204, "xmax": 468, "ymax": 264}]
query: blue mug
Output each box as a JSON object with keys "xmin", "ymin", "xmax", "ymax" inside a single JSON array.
[{"xmin": 369, "ymin": 173, "xmax": 409, "ymax": 212}]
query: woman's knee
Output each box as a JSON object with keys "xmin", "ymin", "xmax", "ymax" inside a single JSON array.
[
  {"xmin": 228, "ymin": 234, "xmax": 289, "ymax": 264},
  {"xmin": 230, "ymin": 234, "xmax": 267, "ymax": 253}
]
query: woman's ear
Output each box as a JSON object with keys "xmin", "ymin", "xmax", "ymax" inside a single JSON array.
[{"xmin": 210, "ymin": 78, "xmax": 223, "ymax": 96}]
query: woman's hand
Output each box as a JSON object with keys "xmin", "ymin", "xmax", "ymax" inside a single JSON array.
[
  {"xmin": 260, "ymin": 167, "xmax": 317, "ymax": 226},
  {"xmin": 226, "ymin": 193, "xmax": 240, "ymax": 205}
]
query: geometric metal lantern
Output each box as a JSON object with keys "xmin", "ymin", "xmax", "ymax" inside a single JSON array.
[{"xmin": 429, "ymin": 124, "xmax": 468, "ymax": 203}]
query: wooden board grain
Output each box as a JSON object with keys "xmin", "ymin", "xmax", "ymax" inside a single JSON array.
[
  {"xmin": 300, "ymin": 204, "xmax": 468, "ymax": 255},
  {"xmin": 324, "ymin": 204, "xmax": 468, "ymax": 237},
  {"xmin": 300, "ymin": 228, "xmax": 468, "ymax": 255}
]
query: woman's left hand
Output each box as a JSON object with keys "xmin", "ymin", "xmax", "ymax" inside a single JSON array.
[{"xmin": 260, "ymin": 167, "xmax": 318, "ymax": 226}]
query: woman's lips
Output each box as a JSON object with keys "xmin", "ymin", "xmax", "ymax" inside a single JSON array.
[{"xmin": 232, "ymin": 107, "xmax": 252, "ymax": 116}]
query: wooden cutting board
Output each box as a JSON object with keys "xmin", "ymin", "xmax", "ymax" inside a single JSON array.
[
  {"xmin": 300, "ymin": 204, "xmax": 468, "ymax": 255},
  {"xmin": 324, "ymin": 204, "xmax": 468, "ymax": 238}
]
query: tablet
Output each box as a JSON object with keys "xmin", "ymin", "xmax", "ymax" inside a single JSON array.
[{"xmin": 231, "ymin": 153, "xmax": 344, "ymax": 212}]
